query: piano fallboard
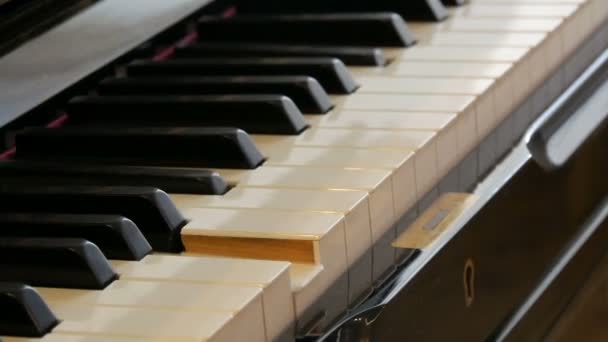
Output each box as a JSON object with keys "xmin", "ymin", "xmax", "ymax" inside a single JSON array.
[{"xmin": 0, "ymin": 0, "xmax": 212, "ymax": 129}]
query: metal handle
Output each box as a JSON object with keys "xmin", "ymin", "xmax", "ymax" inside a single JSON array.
[{"xmin": 526, "ymin": 49, "xmax": 608, "ymax": 170}]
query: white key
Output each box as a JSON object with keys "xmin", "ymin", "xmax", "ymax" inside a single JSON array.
[
  {"xmin": 209, "ymin": 166, "xmax": 413, "ymax": 285},
  {"xmin": 253, "ymin": 127, "xmax": 435, "ymax": 149},
  {"xmin": 453, "ymin": 4, "xmax": 578, "ymax": 18},
  {"xmin": 261, "ymin": 145, "xmax": 413, "ymax": 169},
  {"xmin": 438, "ymin": 17, "xmax": 563, "ymax": 33},
  {"xmin": 46, "ymin": 304, "xmax": 240, "ymax": 342},
  {"xmin": 181, "ymin": 208, "xmax": 349, "ymax": 327},
  {"xmin": 328, "ymin": 96, "xmax": 473, "ymax": 174},
  {"xmin": 112, "ymin": 255, "xmax": 293, "ymax": 342},
  {"xmin": 350, "ymin": 61, "xmax": 512, "ymax": 79},
  {"xmin": 37, "ymin": 281, "xmax": 266, "ymax": 341},
  {"xmin": 180, "ymin": 206, "xmax": 349, "ymax": 264},
  {"xmin": 37, "ymin": 280, "xmax": 261, "ymax": 311},
  {"xmin": 4, "ymin": 335, "xmax": 150, "ymax": 342},
  {"xmin": 254, "ymin": 132, "xmax": 428, "ymax": 200},
  {"xmin": 409, "ymin": 20, "xmax": 547, "ymax": 46},
  {"xmin": 256, "ymin": 145, "xmax": 420, "ymax": 219},
  {"xmin": 306, "ymin": 110, "xmax": 456, "ymax": 135},
  {"xmin": 355, "ymin": 76, "xmax": 493, "ymax": 95},
  {"xmin": 216, "ymin": 167, "xmax": 397, "ymax": 231},
  {"xmin": 333, "ymin": 93, "xmax": 475, "ymax": 112},
  {"xmin": 172, "ymin": 187, "xmax": 373, "ymax": 305},
  {"xmin": 299, "ymin": 112, "xmax": 457, "ymax": 173},
  {"xmin": 387, "ymin": 46, "xmax": 529, "ymax": 62}
]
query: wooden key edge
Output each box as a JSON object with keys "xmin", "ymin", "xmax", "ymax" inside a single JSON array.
[{"xmin": 392, "ymin": 192, "xmax": 478, "ymax": 249}]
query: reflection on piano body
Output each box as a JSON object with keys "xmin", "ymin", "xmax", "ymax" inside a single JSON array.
[{"xmin": 1, "ymin": 0, "xmax": 608, "ymax": 341}]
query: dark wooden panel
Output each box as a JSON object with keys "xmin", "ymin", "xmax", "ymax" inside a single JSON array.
[{"xmin": 546, "ymin": 252, "xmax": 608, "ymax": 342}]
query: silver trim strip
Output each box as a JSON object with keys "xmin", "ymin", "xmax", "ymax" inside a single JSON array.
[{"xmin": 526, "ymin": 49, "xmax": 608, "ymax": 170}]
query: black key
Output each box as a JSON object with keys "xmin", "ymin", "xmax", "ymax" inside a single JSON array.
[
  {"xmin": 100, "ymin": 77, "xmax": 332, "ymax": 115},
  {"xmin": 175, "ymin": 42, "xmax": 386, "ymax": 66},
  {"xmin": 357, "ymin": 0, "xmax": 448, "ymax": 21},
  {"xmin": 0, "ymin": 283, "xmax": 58, "ymax": 337},
  {"xmin": 0, "ymin": 238, "xmax": 117, "ymax": 289},
  {"xmin": 67, "ymin": 94, "xmax": 308, "ymax": 134},
  {"xmin": 99, "ymin": 76, "xmax": 333, "ymax": 114},
  {"xmin": 0, "ymin": 184, "xmax": 187, "ymax": 252},
  {"xmin": 233, "ymin": 0, "xmax": 448, "ymax": 21},
  {"xmin": 127, "ymin": 58, "xmax": 358, "ymax": 94},
  {"xmin": 0, "ymin": 160, "xmax": 229, "ymax": 195},
  {"xmin": 197, "ymin": 13, "xmax": 415, "ymax": 47},
  {"xmin": 442, "ymin": 0, "xmax": 467, "ymax": 6},
  {"xmin": 0, "ymin": 213, "xmax": 152, "ymax": 261},
  {"xmin": 15, "ymin": 126, "xmax": 265, "ymax": 169}
]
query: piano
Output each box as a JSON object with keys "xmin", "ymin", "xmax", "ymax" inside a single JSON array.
[{"xmin": 1, "ymin": 0, "xmax": 608, "ymax": 340}]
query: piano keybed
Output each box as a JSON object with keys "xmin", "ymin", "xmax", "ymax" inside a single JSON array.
[{"xmin": 2, "ymin": 0, "xmax": 608, "ymax": 341}]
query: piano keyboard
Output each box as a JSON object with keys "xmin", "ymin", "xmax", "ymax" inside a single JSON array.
[{"xmin": 2, "ymin": 0, "xmax": 608, "ymax": 341}]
